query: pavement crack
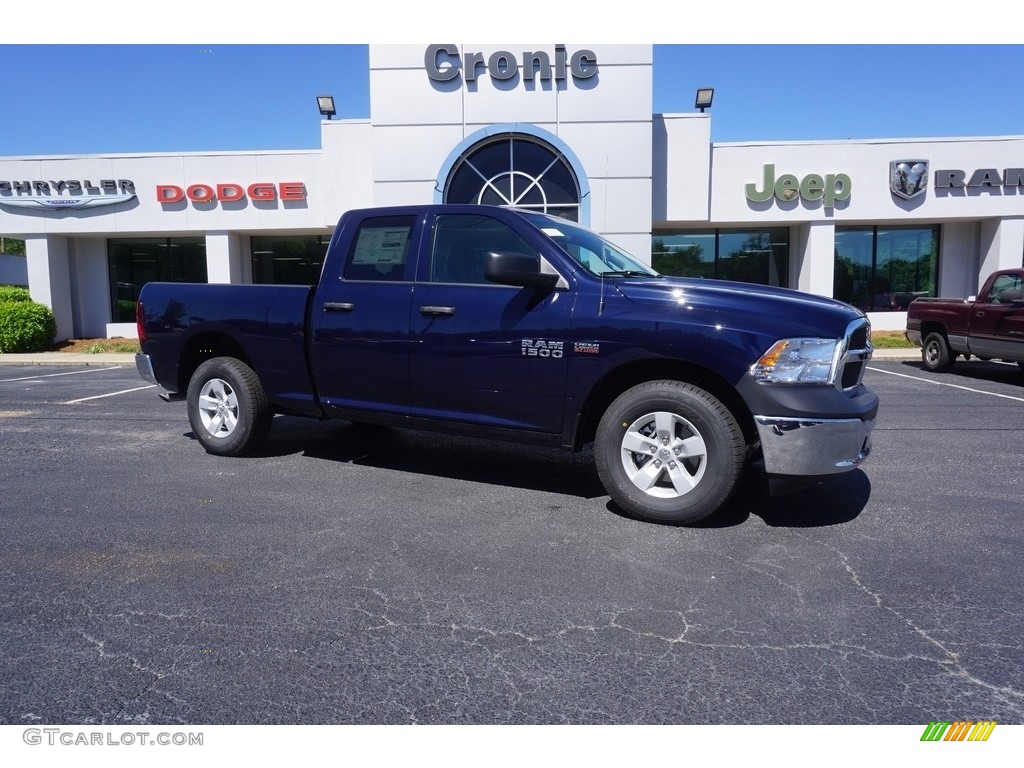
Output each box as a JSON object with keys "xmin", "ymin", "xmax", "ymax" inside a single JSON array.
[
  {"xmin": 822, "ymin": 543, "xmax": 1024, "ymax": 702},
  {"xmin": 78, "ymin": 631, "xmax": 188, "ymax": 722}
]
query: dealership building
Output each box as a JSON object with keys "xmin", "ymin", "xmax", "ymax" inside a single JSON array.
[{"xmin": 2, "ymin": 43, "xmax": 1023, "ymax": 340}]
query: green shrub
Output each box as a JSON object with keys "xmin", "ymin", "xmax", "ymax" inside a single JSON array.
[
  {"xmin": 0, "ymin": 285, "xmax": 31, "ymax": 303},
  {"xmin": 0, "ymin": 300, "xmax": 58, "ymax": 353}
]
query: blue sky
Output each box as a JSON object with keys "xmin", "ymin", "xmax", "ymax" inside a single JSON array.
[{"xmin": 2, "ymin": 4, "xmax": 1020, "ymax": 156}]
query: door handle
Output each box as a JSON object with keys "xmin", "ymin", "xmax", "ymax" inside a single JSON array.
[
  {"xmin": 975, "ymin": 311, "xmax": 985, "ymax": 317},
  {"xmin": 419, "ymin": 305, "xmax": 456, "ymax": 317},
  {"xmin": 324, "ymin": 302, "xmax": 355, "ymax": 312}
]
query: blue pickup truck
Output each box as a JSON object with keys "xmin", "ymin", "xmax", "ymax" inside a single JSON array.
[{"xmin": 136, "ymin": 204, "xmax": 877, "ymax": 524}]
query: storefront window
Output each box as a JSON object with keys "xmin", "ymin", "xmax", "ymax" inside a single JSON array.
[
  {"xmin": 444, "ymin": 135, "xmax": 581, "ymax": 221},
  {"xmin": 1, "ymin": 237, "xmax": 26, "ymax": 256},
  {"xmin": 107, "ymin": 237, "xmax": 207, "ymax": 323},
  {"xmin": 251, "ymin": 236, "xmax": 328, "ymax": 285},
  {"xmin": 651, "ymin": 233, "xmax": 714, "ymax": 279},
  {"xmin": 652, "ymin": 229, "xmax": 789, "ymax": 287},
  {"xmin": 835, "ymin": 226, "xmax": 938, "ymax": 311}
]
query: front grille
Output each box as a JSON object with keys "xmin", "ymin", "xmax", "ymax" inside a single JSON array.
[
  {"xmin": 837, "ymin": 319, "xmax": 872, "ymax": 391},
  {"xmin": 841, "ymin": 360, "xmax": 865, "ymax": 389}
]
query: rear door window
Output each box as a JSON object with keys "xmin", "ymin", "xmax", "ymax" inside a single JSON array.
[{"xmin": 343, "ymin": 215, "xmax": 415, "ymax": 281}]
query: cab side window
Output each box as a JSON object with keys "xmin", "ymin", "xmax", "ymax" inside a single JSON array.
[
  {"xmin": 987, "ymin": 274, "xmax": 1024, "ymax": 304},
  {"xmin": 429, "ymin": 214, "xmax": 534, "ymax": 285},
  {"xmin": 343, "ymin": 216, "xmax": 414, "ymax": 281}
]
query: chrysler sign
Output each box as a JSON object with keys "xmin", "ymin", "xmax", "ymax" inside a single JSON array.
[{"xmin": 0, "ymin": 178, "xmax": 136, "ymax": 210}]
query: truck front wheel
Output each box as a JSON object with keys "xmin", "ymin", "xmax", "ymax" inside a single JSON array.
[
  {"xmin": 595, "ymin": 381, "xmax": 745, "ymax": 525},
  {"xmin": 922, "ymin": 332, "xmax": 955, "ymax": 373},
  {"xmin": 187, "ymin": 357, "xmax": 272, "ymax": 456}
]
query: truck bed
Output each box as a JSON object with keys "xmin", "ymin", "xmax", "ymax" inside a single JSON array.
[{"xmin": 138, "ymin": 282, "xmax": 319, "ymax": 415}]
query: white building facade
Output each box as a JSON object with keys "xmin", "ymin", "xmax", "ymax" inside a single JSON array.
[{"xmin": 1, "ymin": 43, "xmax": 1022, "ymax": 340}]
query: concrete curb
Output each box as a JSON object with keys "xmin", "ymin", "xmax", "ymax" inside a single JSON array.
[
  {"xmin": 0, "ymin": 352, "xmax": 137, "ymax": 366},
  {"xmin": 869, "ymin": 348, "xmax": 922, "ymax": 362}
]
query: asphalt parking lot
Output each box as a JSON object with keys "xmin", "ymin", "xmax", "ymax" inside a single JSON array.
[{"xmin": 0, "ymin": 358, "xmax": 1021, "ymax": 725}]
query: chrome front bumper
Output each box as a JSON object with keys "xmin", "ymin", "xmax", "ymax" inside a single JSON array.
[{"xmin": 754, "ymin": 415, "xmax": 874, "ymax": 476}]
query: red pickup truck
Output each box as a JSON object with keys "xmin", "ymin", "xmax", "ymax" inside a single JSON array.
[{"xmin": 906, "ymin": 268, "xmax": 1024, "ymax": 372}]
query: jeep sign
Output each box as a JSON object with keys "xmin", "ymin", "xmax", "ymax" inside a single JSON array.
[{"xmin": 745, "ymin": 164, "xmax": 852, "ymax": 208}]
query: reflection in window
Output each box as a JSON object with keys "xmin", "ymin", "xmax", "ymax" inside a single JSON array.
[
  {"xmin": 652, "ymin": 229, "xmax": 789, "ymax": 287},
  {"xmin": 985, "ymin": 273, "xmax": 1023, "ymax": 303},
  {"xmin": 835, "ymin": 226, "xmax": 938, "ymax": 311},
  {"xmin": 107, "ymin": 237, "xmax": 207, "ymax": 323},
  {"xmin": 430, "ymin": 214, "xmax": 533, "ymax": 284},
  {"xmin": 0, "ymin": 237, "xmax": 26, "ymax": 255},
  {"xmin": 252, "ymin": 236, "xmax": 328, "ymax": 285},
  {"xmin": 444, "ymin": 135, "xmax": 581, "ymax": 221}
]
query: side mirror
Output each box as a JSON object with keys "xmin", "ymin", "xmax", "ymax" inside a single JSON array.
[{"xmin": 484, "ymin": 251, "xmax": 559, "ymax": 292}]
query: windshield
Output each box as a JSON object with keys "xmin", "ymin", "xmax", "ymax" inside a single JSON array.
[{"xmin": 521, "ymin": 212, "xmax": 659, "ymax": 277}]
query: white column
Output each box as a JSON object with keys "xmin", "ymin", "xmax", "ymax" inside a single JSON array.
[
  {"xmin": 794, "ymin": 221, "xmax": 835, "ymax": 298},
  {"xmin": 205, "ymin": 231, "xmax": 243, "ymax": 284},
  {"xmin": 939, "ymin": 221, "xmax": 981, "ymax": 298},
  {"xmin": 978, "ymin": 217, "xmax": 1024, "ymax": 284},
  {"xmin": 26, "ymin": 235, "xmax": 73, "ymax": 341},
  {"xmin": 70, "ymin": 238, "xmax": 113, "ymax": 338}
]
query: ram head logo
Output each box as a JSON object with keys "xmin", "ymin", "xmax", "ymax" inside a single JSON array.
[{"xmin": 890, "ymin": 160, "xmax": 929, "ymax": 200}]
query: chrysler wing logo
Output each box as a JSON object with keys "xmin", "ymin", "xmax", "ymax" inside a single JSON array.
[
  {"xmin": 0, "ymin": 192, "xmax": 137, "ymax": 210},
  {"xmin": 891, "ymin": 160, "xmax": 928, "ymax": 200}
]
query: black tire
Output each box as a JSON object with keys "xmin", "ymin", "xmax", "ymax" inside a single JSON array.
[
  {"xmin": 922, "ymin": 332, "xmax": 954, "ymax": 373},
  {"xmin": 594, "ymin": 380, "xmax": 745, "ymax": 525},
  {"xmin": 186, "ymin": 357, "xmax": 272, "ymax": 456}
]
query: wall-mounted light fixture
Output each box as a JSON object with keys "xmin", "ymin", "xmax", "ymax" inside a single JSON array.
[
  {"xmin": 695, "ymin": 87, "xmax": 714, "ymax": 113},
  {"xmin": 317, "ymin": 95, "xmax": 336, "ymax": 120}
]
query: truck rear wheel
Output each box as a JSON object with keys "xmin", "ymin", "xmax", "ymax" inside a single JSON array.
[
  {"xmin": 187, "ymin": 357, "xmax": 272, "ymax": 456},
  {"xmin": 922, "ymin": 332, "xmax": 954, "ymax": 373},
  {"xmin": 595, "ymin": 381, "xmax": 745, "ymax": 525}
]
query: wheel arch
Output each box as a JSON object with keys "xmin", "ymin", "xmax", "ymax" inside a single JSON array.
[
  {"xmin": 571, "ymin": 360, "xmax": 755, "ymax": 451},
  {"xmin": 918, "ymin": 320, "xmax": 949, "ymax": 343},
  {"xmin": 176, "ymin": 331, "xmax": 254, "ymax": 394}
]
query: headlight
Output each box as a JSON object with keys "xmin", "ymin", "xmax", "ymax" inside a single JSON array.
[{"xmin": 750, "ymin": 338, "xmax": 839, "ymax": 384}]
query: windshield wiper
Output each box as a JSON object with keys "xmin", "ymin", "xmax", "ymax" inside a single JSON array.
[{"xmin": 598, "ymin": 270, "xmax": 660, "ymax": 278}]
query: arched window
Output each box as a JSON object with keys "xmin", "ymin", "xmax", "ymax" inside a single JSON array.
[{"xmin": 443, "ymin": 135, "xmax": 581, "ymax": 221}]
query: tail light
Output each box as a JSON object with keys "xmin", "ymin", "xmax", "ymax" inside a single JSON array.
[{"xmin": 136, "ymin": 300, "xmax": 147, "ymax": 345}]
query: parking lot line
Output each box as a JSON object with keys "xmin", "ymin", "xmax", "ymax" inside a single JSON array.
[
  {"xmin": 63, "ymin": 385, "xmax": 156, "ymax": 404},
  {"xmin": 868, "ymin": 365, "xmax": 1024, "ymax": 403},
  {"xmin": 0, "ymin": 366, "xmax": 124, "ymax": 384}
]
